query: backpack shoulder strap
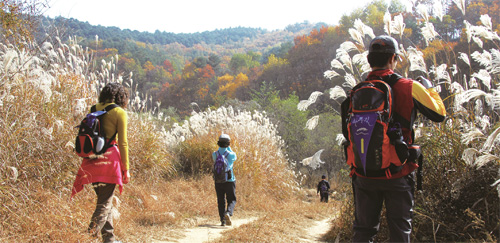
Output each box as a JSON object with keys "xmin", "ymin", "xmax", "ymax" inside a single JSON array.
[
  {"xmin": 104, "ymin": 104, "xmax": 119, "ymax": 112},
  {"xmin": 382, "ymin": 73, "xmax": 403, "ymax": 87},
  {"xmin": 102, "ymin": 104, "xmax": 120, "ymax": 145},
  {"xmin": 90, "ymin": 104, "xmax": 118, "ymax": 113}
]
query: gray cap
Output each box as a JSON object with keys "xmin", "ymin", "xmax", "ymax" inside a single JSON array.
[
  {"xmin": 369, "ymin": 35, "xmax": 399, "ymax": 54},
  {"xmin": 218, "ymin": 134, "xmax": 230, "ymax": 142}
]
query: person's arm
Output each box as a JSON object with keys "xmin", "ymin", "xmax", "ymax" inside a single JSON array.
[
  {"xmin": 227, "ymin": 151, "xmax": 237, "ymax": 171},
  {"xmin": 412, "ymin": 81, "xmax": 446, "ymax": 122},
  {"xmin": 116, "ymin": 108, "xmax": 130, "ymax": 183}
]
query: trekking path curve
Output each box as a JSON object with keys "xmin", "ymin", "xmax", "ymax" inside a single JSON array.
[
  {"xmin": 154, "ymin": 217, "xmax": 259, "ymax": 243},
  {"xmin": 299, "ymin": 217, "xmax": 333, "ymax": 242}
]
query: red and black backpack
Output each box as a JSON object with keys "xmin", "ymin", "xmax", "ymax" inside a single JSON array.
[
  {"xmin": 341, "ymin": 74, "xmax": 411, "ymax": 178},
  {"xmin": 74, "ymin": 104, "xmax": 118, "ymax": 158}
]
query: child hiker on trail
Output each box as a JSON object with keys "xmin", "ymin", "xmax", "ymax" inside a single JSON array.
[
  {"xmin": 317, "ymin": 175, "xmax": 330, "ymax": 203},
  {"xmin": 212, "ymin": 134, "xmax": 237, "ymax": 226},
  {"xmin": 71, "ymin": 83, "xmax": 130, "ymax": 243}
]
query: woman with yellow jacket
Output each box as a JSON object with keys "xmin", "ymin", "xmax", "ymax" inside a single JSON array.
[{"xmin": 72, "ymin": 83, "xmax": 130, "ymax": 243}]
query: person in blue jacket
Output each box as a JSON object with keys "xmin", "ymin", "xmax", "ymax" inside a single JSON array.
[{"xmin": 212, "ymin": 134, "xmax": 237, "ymax": 226}]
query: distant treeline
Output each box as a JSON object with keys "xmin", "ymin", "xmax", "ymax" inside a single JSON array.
[{"xmin": 43, "ymin": 16, "xmax": 325, "ymax": 47}]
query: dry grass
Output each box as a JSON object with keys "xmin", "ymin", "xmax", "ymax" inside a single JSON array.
[
  {"xmin": 211, "ymin": 189, "xmax": 340, "ymax": 243},
  {"xmin": 0, "ymin": 37, "xmax": 305, "ymax": 242}
]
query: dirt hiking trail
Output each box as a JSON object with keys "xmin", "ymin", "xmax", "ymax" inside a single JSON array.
[
  {"xmin": 154, "ymin": 217, "xmax": 258, "ymax": 243},
  {"xmin": 300, "ymin": 217, "xmax": 332, "ymax": 242},
  {"xmin": 153, "ymin": 216, "xmax": 332, "ymax": 243}
]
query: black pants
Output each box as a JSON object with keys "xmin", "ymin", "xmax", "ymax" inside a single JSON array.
[
  {"xmin": 352, "ymin": 173, "xmax": 415, "ymax": 243},
  {"xmin": 88, "ymin": 183, "xmax": 116, "ymax": 243},
  {"xmin": 215, "ymin": 181, "xmax": 236, "ymax": 221},
  {"xmin": 320, "ymin": 192, "xmax": 329, "ymax": 202}
]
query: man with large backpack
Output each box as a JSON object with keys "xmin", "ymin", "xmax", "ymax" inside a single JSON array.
[
  {"xmin": 341, "ymin": 35, "xmax": 446, "ymax": 242},
  {"xmin": 212, "ymin": 134, "xmax": 237, "ymax": 226},
  {"xmin": 317, "ymin": 175, "xmax": 330, "ymax": 203}
]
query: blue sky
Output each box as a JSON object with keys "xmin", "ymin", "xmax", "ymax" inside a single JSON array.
[{"xmin": 45, "ymin": 0, "xmax": 378, "ymax": 33}]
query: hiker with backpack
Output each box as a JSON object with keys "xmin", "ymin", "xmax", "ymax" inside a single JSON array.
[
  {"xmin": 317, "ymin": 175, "xmax": 330, "ymax": 203},
  {"xmin": 341, "ymin": 35, "xmax": 446, "ymax": 242},
  {"xmin": 212, "ymin": 134, "xmax": 237, "ymax": 226},
  {"xmin": 71, "ymin": 83, "xmax": 130, "ymax": 243}
]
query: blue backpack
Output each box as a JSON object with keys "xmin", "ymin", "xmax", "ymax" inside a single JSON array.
[{"xmin": 213, "ymin": 151, "xmax": 230, "ymax": 183}]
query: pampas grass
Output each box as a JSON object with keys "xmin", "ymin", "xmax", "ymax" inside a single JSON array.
[
  {"xmin": 0, "ymin": 22, "xmax": 299, "ymax": 241},
  {"xmin": 310, "ymin": 1, "xmax": 500, "ymax": 241}
]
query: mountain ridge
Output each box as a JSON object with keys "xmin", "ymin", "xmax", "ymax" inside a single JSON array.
[{"xmin": 44, "ymin": 16, "xmax": 328, "ymax": 48}]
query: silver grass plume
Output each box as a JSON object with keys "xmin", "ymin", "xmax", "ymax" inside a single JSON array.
[
  {"xmin": 433, "ymin": 0, "xmax": 444, "ymax": 22},
  {"xmin": 340, "ymin": 41, "xmax": 359, "ymax": 53},
  {"xmin": 490, "ymin": 89, "xmax": 500, "ymax": 110},
  {"xmin": 481, "ymin": 127, "xmax": 500, "ymax": 153},
  {"xmin": 343, "ymin": 73, "xmax": 357, "ymax": 89},
  {"xmin": 476, "ymin": 113, "xmax": 489, "ymax": 130},
  {"xmin": 353, "ymin": 19, "xmax": 375, "ymax": 41},
  {"xmin": 297, "ymin": 91, "xmax": 323, "ymax": 111},
  {"xmin": 458, "ymin": 52, "xmax": 470, "ymax": 67},
  {"xmin": 392, "ymin": 14, "xmax": 406, "ymax": 39},
  {"xmin": 452, "ymin": 64, "xmax": 458, "ymax": 76},
  {"xmin": 471, "ymin": 69, "xmax": 491, "ymax": 90},
  {"xmin": 469, "ymin": 77, "xmax": 478, "ymax": 89},
  {"xmin": 490, "ymin": 49, "xmax": 500, "ymax": 74},
  {"xmin": 462, "ymin": 148, "xmax": 478, "ymax": 167},
  {"xmin": 472, "ymin": 36, "xmax": 483, "ymax": 48},
  {"xmin": 384, "ymin": 12, "xmax": 392, "ymax": 35},
  {"xmin": 480, "ymin": 14, "xmax": 493, "ymax": 31},
  {"xmin": 300, "ymin": 149, "xmax": 325, "ymax": 170},
  {"xmin": 352, "ymin": 51, "xmax": 370, "ymax": 75},
  {"xmin": 464, "ymin": 20, "xmax": 472, "ymax": 43},
  {"xmin": 324, "ymin": 59, "xmax": 344, "ymax": 80},
  {"xmin": 453, "ymin": 0, "xmax": 465, "ymax": 16},
  {"xmin": 407, "ymin": 47, "xmax": 426, "ymax": 73},
  {"xmin": 475, "ymin": 154, "xmax": 499, "ymax": 168},
  {"xmin": 336, "ymin": 134, "xmax": 346, "ymax": 146},
  {"xmin": 450, "ymin": 82, "xmax": 464, "ymax": 94},
  {"xmin": 337, "ymin": 46, "xmax": 353, "ymax": 72},
  {"xmin": 330, "ymin": 59, "xmax": 345, "ymax": 71},
  {"xmin": 417, "ymin": 4, "xmax": 430, "ymax": 22},
  {"xmin": 324, "ymin": 70, "xmax": 340, "ymax": 80},
  {"xmin": 328, "ymin": 86, "xmax": 347, "ymax": 100},
  {"xmin": 421, "ymin": 22, "xmax": 439, "ymax": 46},
  {"xmin": 348, "ymin": 28, "xmax": 364, "ymax": 47},
  {"xmin": 305, "ymin": 115, "xmax": 319, "ymax": 130},
  {"xmin": 460, "ymin": 89, "xmax": 487, "ymax": 105},
  {"xmin": 432, "ymin": 64, "xmax": 451, "ymax": 84}
]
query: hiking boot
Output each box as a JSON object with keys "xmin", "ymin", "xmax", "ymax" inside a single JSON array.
[
  {"xmin": 224, "ymin": 213, "xmax": 232, "ymax": 226},
  {"xmin": 221, "ymin": 219, "xmax": 226, "ymax": 226}
]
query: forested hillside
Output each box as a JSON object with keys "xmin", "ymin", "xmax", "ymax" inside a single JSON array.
[{"xmin": 41, "ymin": 16, "xmax": 326, "ymax": 112}]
